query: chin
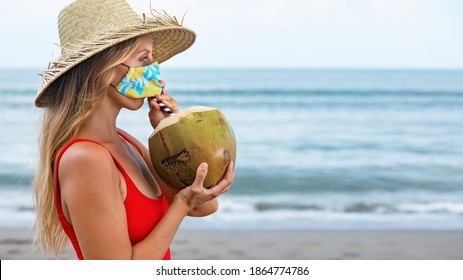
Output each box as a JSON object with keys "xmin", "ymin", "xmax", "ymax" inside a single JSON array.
[{"xmin": 125, "ymin": 98, "xmax": 145, "ymax": 111}]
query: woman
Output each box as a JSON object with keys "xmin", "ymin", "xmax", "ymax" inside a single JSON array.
[{"xmin": 33, "ymin": 0, "xmax": 234, "ymax": 260}]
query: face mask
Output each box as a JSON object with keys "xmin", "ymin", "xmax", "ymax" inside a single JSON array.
[{"xmin": 115, "ymin": 62, "xmax": 162, "ymax": 98}]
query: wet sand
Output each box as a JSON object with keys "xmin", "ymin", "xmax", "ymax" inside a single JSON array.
[{"xmin": 1, "ymin": 228, "xmax": 462, "ymax": 260}]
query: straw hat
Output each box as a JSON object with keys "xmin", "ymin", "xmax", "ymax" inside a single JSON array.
[{"xmin": 35, "ymin": 0, "xmax": 196, "ymax": 107}]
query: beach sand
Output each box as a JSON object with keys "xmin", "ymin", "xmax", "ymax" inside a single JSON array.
[{"xmin": 1, "ymin": 228, "xmax": 462, "ymax": 260}]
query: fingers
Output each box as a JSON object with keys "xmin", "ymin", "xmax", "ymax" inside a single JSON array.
[
  {"xmin": 148, "ymin": 80, "xmax": 171, "ymax": 110},
  {"xmin": 221, "ymin": 160, "xmax": 235, "ymax": 185},
  {"xmin": 147, "ymin": 80, "xmax": 178, "ymax": 128},
  {"xmin": 207, "ymin": 161, "xmax": 235, "ymax": 196},
  {"xmin": 192, "ymin": 161, "xmax": 234, "ymax": 195},
  {"xmin": 191, "ymin": 163, "xmax": 208, "ymax": 191},
  {"xmin": 225, "ymin": 161, "xmax": 235, "ymax": 180},
  {"xmin": 158, "ymin": 80, "xmax": 166, "ymax": 94},
  {"xmin": 148, "ymin": 97, "xmax": 160, "ymax": 110},
  {"xmin": 155, "ymin": 94, "xmax": 178, "ymax": 113},
  {"xmin": 157, "ymin": 80, "xmax": 178, "ymax": 113},
  {"xmin": 176, "ymin": 161, "xmax": 234, "ymax": 213}
]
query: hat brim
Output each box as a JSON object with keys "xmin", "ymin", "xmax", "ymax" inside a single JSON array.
[{"xmin": 35, "ymin": 19, "xmax": 195, "ymax": 108}]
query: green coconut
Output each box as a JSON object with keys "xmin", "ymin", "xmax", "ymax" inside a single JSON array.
[{"xmin": 149, "ymin": 106, "xmax": 236, "ymax": 190}]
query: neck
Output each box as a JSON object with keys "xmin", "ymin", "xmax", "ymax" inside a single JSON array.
[{"xmin": 79, "ymin": 94, "xmax": 121, "ymax": 142}]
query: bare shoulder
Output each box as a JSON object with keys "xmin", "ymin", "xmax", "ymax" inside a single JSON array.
[
  {"xmin": 59, "ymin": 141, "xmax": 113, "ymax": 173},
  {"xmin": 58, "ymin": 141, "xmax": 119, "ymax": 195},
  {"xmin": 57, "ymin": 141, "xmax": 131, "ymax": 258}
]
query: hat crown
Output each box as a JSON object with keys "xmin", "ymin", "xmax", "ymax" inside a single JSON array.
[
  {"xmin": 36, "ymin": 0, "xmax": 196, "ymax": 108},
  {"xmin": 58, "ymin": 0, "xmax": 141, "ymax": 51}
]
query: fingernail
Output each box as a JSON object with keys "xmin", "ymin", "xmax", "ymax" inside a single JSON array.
[{"xmin": 200, "ymin": 163, "xmax": 208, "ymax": 171}]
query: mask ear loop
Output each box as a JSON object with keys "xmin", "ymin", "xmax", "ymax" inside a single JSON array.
[{"xmin": 110, "ymin": 64, "xmax": 131, "ymax": 88}]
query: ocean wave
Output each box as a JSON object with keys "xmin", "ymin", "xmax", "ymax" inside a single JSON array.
[
  {"xmin": 230, "ymin": 169, "xmax": 463, "ymax": 193},
  {"xmin": 183, "ymin": 195, "xmax": 463, "ymax": 230},
  {"xmin": 2, "ymin": 186, "xmax": 463, "ymax": 229},
  {"xmin": 252, "ymin": 201, "xmax": 463, "ymax": 215},
  {"xmin": 0, "ymin": 174, "xmax": 33, "ymax": 187},
  {"xmin": 398, "ymin": 202, "xmax": 463, "ymax": 214},
  {"xmin": 3, "ymin": 85, "xmax": 463, "ymax": 114}
]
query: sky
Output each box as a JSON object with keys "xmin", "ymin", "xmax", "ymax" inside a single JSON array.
[{"xmin": 1, "ymin": 0, "xmax": 462, "ymax": 69}]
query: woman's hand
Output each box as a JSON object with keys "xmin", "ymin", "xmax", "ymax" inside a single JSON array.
[
  {"xmin": 148, "ymin": 80, "xmax": 179, "ymax": 129},
  {"xmin": 175, "ymin": 161, "xmax": 235, "ymax": 213}
]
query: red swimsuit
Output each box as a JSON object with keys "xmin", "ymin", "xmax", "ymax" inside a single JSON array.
[{"xmin": 54, "ymin": 135, "xmax": 171, "ymax": 260}]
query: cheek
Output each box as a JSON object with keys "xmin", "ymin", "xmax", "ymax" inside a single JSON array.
[{"xmin": 112, "ymin": 67, "xmax": 128, "ymax": 86}]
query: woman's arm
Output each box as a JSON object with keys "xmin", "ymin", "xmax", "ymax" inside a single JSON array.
[
  {"xmin": 59, "ymin": 141, "xmax": 233, "ymax": 259},
  {"xmin": 59, "ymin": 142, "xmax": 136, "ymax": 259},
  {"xmin": 132, "ymin": 161, "xmax": 233, "ymax": 259}
]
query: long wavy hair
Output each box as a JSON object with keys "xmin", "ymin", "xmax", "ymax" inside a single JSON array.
[{"xmin": 33, "ymin": 36, "xmax": 146, "ymax": 257}]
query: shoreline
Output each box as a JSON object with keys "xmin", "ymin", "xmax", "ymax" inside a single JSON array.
[{"xmin": 1, "ymin": 228, "xmax": 462, "ymax": 260}]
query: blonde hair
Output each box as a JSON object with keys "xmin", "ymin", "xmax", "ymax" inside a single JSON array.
[{"xmin": 33, "ymin": 35, "xmax": 147, "ymax": 257}]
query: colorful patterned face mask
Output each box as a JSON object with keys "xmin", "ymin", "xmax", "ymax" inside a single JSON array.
[{"xmin": 114, "ymin": 62, "xmax": 162, "ymax": 98}]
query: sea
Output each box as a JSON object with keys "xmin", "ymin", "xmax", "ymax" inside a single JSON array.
[{"xmin": 1, "ymin": 68, "xmax": 463, "ymax": 230}]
